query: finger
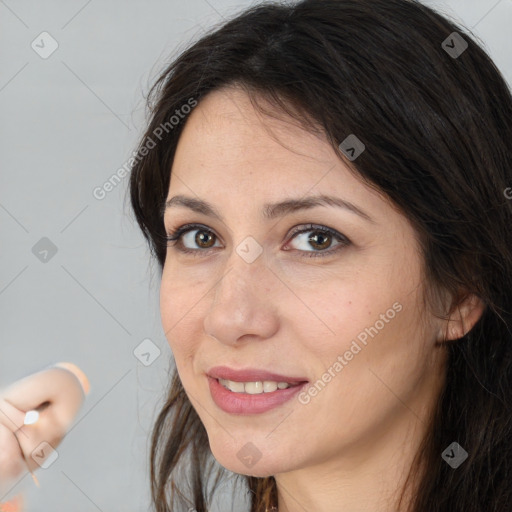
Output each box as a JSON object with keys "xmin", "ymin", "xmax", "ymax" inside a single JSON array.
[
  {"xmin": 0, "ymin": 363, "xmax": 89, "ymax": 475},
  {"xmin": 54, "ymin": 362, "xmax": 90, "ymax": 395},
  {"xmin": 0, "ymin": 400, "xmax": 26, "ymax": 433},
  {"xmin": 15, "ymin": 413, "xmax": 66, "ymax": 475},
  {"xmin": 1, "ymin": 366, "xmax": 86, "ymax": 420},
  {"xmin": 0, "ymin": 423, "xmax": 26, "ymax": 484}
]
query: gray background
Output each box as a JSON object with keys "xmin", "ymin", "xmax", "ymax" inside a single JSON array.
[{"xmin": 1, "ymin": 0, "xmax": 511, "ymax": 510}]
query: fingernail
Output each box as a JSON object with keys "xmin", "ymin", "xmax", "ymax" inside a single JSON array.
[{"xmin": 23, "ymin": 410, "xmax": 39, "ymax": 425}]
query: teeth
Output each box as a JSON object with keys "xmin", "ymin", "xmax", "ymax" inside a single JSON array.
[
  {"xmin": 264, "ymin": 381, "xmax": 278, "ymax": 392},
  {"xmin": 218, "ymin": 379, "xmax": 297, "ymax": 394},
  {"xmin": 245, "ymin": 382, "xmax": 263, "ymax": 394}
]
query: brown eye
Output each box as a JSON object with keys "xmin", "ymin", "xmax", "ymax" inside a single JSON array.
[
  {"xmin": 285, "ymin": 224, "xmax": 350, "ymax": 258},
  {"xmin": 166, "ymin": 223, "xmax": 350, "ymax": 258},
  {"xmin": 307, "ymin": 231, "xmax": 332, "ymax": 250},
  {"xmin": 165, "ymin": 224, "xmax": 221, "ymax": 255},
  {"xmin": 195, "ymin": 230, "xmax": 216, "ymax": 248}
]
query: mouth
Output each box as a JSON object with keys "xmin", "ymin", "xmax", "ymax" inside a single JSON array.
[
  {"xmin": 207, "ymin": 365, "xmax": 308, "ymax": 385},
  {"xmin": 216, "ymin": 378, "xmax": 304, "ymax": 394},
  {"xmin": 206, "ymin": 366, "xmax": 309, "ymax": 414}
]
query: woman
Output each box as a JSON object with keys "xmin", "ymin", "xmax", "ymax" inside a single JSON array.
[{"xmin": 128, "ymin": 0, "xmax": 512, "ymax": 510}]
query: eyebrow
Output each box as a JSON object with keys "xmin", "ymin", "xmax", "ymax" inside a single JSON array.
[{"xmin": 162, "ymin": 194, "xmax": 375, "ymax": 223}]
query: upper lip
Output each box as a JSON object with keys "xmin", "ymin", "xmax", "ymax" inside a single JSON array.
[{"xmin": 207, "ymin": 365, "xmax": 308, "ymax": 384}]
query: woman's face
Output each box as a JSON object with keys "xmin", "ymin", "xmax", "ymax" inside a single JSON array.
[{"xmin": 160, "ymin": 86, "xmax": 447, "ymax": 478}]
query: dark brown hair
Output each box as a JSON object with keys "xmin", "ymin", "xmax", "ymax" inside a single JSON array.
[{"xmin": 128, "ymin": 0, "xmax": 512, "ymax": 510}]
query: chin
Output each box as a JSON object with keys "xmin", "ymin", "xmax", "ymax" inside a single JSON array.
[{"xmin": 209, "ymin": 442, "xmax": 296, "ymax": 477}]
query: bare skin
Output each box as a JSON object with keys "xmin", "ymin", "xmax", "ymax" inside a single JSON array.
[
  {"xmin": 0, "ymin": 363, "xmax": 89, "ymax": 497},
  {"xmin": 159, "ymin": 85, "xmax": 485, "ymax": 512}
]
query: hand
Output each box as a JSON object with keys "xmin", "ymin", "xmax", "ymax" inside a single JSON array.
[
  {"xmin": 0, "ymin": 398, "xmax": 27, "ymax": 484},
  {"xmin": 0, "ymin": 363, "xmax": 89, "ymax": 495}
]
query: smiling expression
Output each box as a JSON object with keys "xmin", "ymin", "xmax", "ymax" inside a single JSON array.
[{"xmin": 159, "ymin": 85, "xmax": 447, "ymax": 477}]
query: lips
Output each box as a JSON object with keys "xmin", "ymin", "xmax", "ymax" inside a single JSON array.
[
  {"xmin": 207, "ymin": 375, "xmax": 309, "ymax": 414},
  {"xmin": 207, "ymin": 365, "xmax": 308, "ymax": 384}
]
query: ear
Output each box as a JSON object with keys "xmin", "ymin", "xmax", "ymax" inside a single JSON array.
[{"xmin": 440, "ymin": 291, "xmax": 486, "ymax": 342}]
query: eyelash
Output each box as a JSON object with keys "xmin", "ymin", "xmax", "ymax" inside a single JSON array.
[{"xmin": 164, "ymin": 223, "xmax": 350, "ymax": 258}]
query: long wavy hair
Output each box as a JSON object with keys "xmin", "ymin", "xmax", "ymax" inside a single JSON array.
[{"xmin": 128, "ymin": 0, "xmax": 512, "ymax": 510}]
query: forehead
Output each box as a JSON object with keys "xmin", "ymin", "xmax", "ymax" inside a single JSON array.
[
  {"xmin": 172, "ymin": 87, "xmax": 354, "ymax": 186},
  {"xmin": 187, "ymin": 87, "xmax": 334, "ymax": 155},
  {"xmin": 167, "ymin": 86, "xmax": 397, "ymax": 225}
]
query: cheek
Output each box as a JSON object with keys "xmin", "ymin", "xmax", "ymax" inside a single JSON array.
[
  {"xmin": 159, "ymin": 270, "xmax": 202, "ymax": 366},
  {"xmin": 160, "ymin": 265, "xmax": 191, "ymax": 337},
  {"xmin": 299, "ymin": 274, "xmax": 428, "ymax": 397},
  {"xmin": 297, "ymin": 279, "xmax": 391, "ymax": 356}
]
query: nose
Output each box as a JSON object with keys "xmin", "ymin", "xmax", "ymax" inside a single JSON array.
[{"xmin": 203, "ymin": 248, "xmax": 280, "ymax": 346}]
